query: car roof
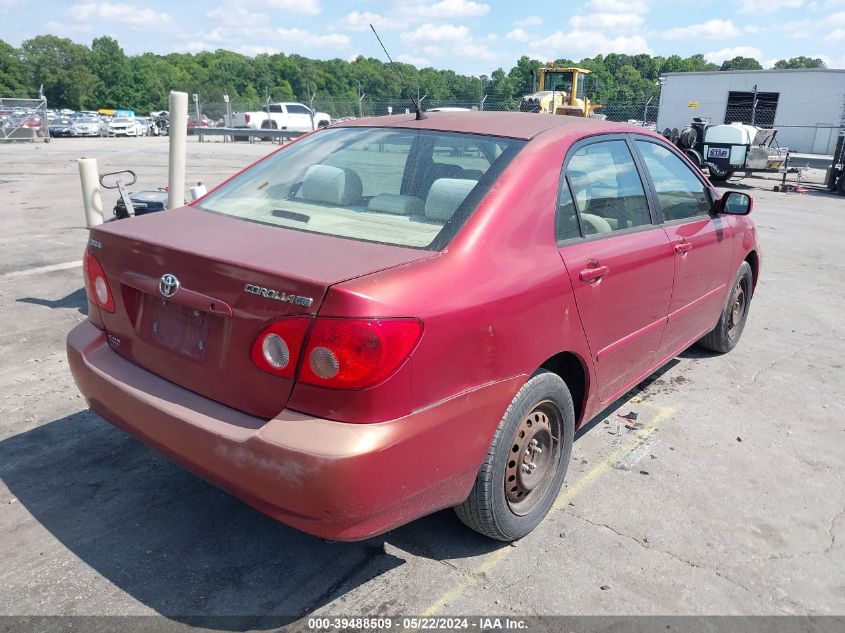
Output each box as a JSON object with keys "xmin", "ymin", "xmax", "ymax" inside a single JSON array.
[{"xmin": 333, "ymin": 111, "xmax": 653, "ymax": 141}]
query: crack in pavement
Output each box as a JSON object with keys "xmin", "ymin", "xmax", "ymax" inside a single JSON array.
[{"xmin": 561, "ymin": 509, "xmax": 803, "ymax": 615}]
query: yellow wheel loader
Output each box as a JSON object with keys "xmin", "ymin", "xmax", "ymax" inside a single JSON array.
[{"xmin": 519, "ymin": 64, "xmax": 601, "ymax": 117}]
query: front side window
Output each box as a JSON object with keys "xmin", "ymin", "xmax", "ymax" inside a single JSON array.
[
  {"xmin": 286, "ymin": 104, "xmax": 311, "ymax": 115},
  {"xmin": 635, "ymin": 141, "xmax": 711, "ymax": 222},
  {"xmin": 199, "ymin": 127, "xmax": 525, "ymax": 249},
  {"xmin": 565, "ymin": 140, "xmax": 651, "ymax": 235}
]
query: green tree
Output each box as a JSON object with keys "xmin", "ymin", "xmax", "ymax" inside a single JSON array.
[
  {"xmin": 89, "ymin": 36, "xmax": 129, "ymax": 108},
  {"xmin": 773, "ymin": 56, "xmax": 826, "ymax": 69},
  {"xmin": 720, "ymin": 56, "xmax": 763, "ymax": 71},
  {"xmin": 20, "ymin": 35, "xmax": 96, "ymax": 109},
  {"xmin": 0, "ymin": 39, "xmax": 27, "ymax": 96}
]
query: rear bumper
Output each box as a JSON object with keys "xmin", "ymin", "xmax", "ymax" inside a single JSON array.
[{"xmin": 67, "ymin": 321, "xmax": 522, "ymax": 540}]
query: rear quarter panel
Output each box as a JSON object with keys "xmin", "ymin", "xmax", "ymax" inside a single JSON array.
[{"xmin": 288, "ymin": 128, "xmax": 597, "ymax": 425}]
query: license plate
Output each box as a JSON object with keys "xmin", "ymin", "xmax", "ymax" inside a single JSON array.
[
  {"xmin": 150, "ymin": 300, "xmax": 209, "ymax": 360},
  {"xmin": 708, "ymin": 147, "xmax": 729, "ymax": 159}
]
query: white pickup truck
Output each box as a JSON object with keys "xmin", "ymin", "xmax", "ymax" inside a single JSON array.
[{"xmin": 231, "ymin": 102, "xmax": 331, "ymax": 133}]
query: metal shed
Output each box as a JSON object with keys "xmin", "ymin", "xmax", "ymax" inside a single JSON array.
[{"xmin": 656, "ymin": 69, "xmax": 845, "ymax": 154}]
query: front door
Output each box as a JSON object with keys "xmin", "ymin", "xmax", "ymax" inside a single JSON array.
[
  {"xmin": 557, "ymin": 138, "xmax": 675, "ymax": 403},
  {"xmin": 632, "ymin": 138, "xmax": 734, "ymax": 358}
]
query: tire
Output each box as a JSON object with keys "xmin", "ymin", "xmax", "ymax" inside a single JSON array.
[
  {"xmin": 708, "ymin": 166, "xmax": 735, "ymax": 181},
  {"xmin": 698, "ymin": 261, "xmax": 753, "ymax": 354},
  {"xmin": 454, "ymin": 370, "xmax": 575, "ymax": 541}
]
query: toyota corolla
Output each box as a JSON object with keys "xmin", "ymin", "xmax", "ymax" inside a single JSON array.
[{"xmin": 67, "ymin": 112, "xmax": 759, "ymax": 541}]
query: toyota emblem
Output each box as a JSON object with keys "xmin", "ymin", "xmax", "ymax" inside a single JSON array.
[{"xmin": 159, "ymin": 273, "xmax": 180, "ymax": 298}]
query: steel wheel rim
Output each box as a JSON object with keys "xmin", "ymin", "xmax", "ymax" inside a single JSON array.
[
  {"xmin": 728, "ymin": 278, "xmax": 748, "ymax": 338},
  {"xmin": 505, "ymin": 401, "xmax": 562, "ymax": 516}
]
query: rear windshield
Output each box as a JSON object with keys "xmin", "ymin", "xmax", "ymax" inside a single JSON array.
[{"xmin": 198, "ymin": 127, "xmax": 525, "ymax": 249}]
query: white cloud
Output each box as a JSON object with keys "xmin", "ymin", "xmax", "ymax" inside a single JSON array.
[
  {"xmin": 402, "ymin": 23, "xmax": 470, "ymax": 44},
  {"xmin": 208, "ymin": 6, "xmax": 266, "ymax": 22},
  {"xmin": 663, "ymin": 19, "xmax": 742, "ymax": 40},
  {"xmin": 506, "ymin": 28, "xmax": 531, "ymax": 42},
  {"xmin": 514, "ymin": 15, "xmax": 542, "ymax": 27},
  {"xmin": 43, "ymin": 19, "xmax": 93, "ymax": 35},
  {"xmin": 571, "ymin": 12, "xmax": 645, "ymax": 30},
  {"xmin": 187, "ymin": 41, "xmax": 215, "ymax": 53},
  {"xmin": 825, "ymin": 27, "xmax": 845, "ymax": 40},
  {"xmin": 588, "ymin": 0, "xmax": 649, "ymax": 12},
  {"xmin": 530, "ymin": 29, "xmax": 652, "ymax": 57},
  {"xmin": 461, "ymin": 40, "xmax": 496, "ymax": 60},
  {"xmin": 738, "ymin": 0, "xmax": 802, "ymax": 12},
  {"xmin": 704, "ymin": 46, "xmax": 763, "ymax": 63},
  {"xmin": 237, "ymin": 44, "xmax": 283, "ymax": 56},
  {"xmin": 264, "ymin": 0, "xmax": 320, "ymax": 15},
  {"xmin": 0, "ymin": 0, "xmax": 28, "ymax": 9},
  {"xmin": 276, "ymin": 27, "xmax": 350, "ymax": 47},
  {"xmin": 398, "ymin": 54, "xmax": 432, "ymax": 67},
  {"xmin": 344, "ymin": 11, "xmax": 392, "ymax": 31},
  {"xmin": 67, "ymin": 2, "xmax": 171, "ymax": 28},
  {"xmin": 427, "ymin": 0, "xmax": 490, "ymax": 18}
]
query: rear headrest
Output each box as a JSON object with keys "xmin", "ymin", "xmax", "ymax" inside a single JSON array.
[
  {"xmin": 368, "ymin": 193, "xmax": 424, "ymax": 216},
  {"xmin": 301, "ymin": 165, "xmax": 363, "ymax": 206},
  {"xmin": 424, "ymin": 178, "xmax": 477, "ymax": 222}
]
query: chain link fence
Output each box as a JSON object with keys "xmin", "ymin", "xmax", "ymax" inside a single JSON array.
[
  {"xmin": 0, "ymin": 97, "xmax": 49, "ymax": 142},
  {"xmin": 195, "ymin": 97, "xmax": 662, "ymax": 126}
]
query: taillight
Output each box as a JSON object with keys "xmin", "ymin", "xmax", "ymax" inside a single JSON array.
[
  {"xmin": 251, "ymin": 316, "xmax": 311, "ymax": 379},
  {"xmin": 83, "ymin": 249, "xmax": 115, "ymax": 313},
  {"xmin": 299, "ymin": 318, "xmax": 422, "ymax": 390},
  {"xmin": 244, "ymin": 113, "xmax": 250, "ymax": 124}
]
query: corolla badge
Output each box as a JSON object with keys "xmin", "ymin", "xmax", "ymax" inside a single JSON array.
[{"xmin": 159, "ymin": 273, "xmax": 180, "ymax": 298}]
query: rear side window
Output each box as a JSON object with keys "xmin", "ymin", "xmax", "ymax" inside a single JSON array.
[
  {"xmin": 566, "ymin": 140, "xmax": 651, "ymax": 235},
  {"xmin": 635, "ymin": 141, "xmax": 711, "ymax": 221},
  {"xmin": 199, "ymin": 127, "xmax": 525, "ymax": 250}
]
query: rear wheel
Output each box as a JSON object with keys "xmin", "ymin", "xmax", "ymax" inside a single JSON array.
[
  {"xmin": 698, "ymin": 261, "xmax": 753, "ymax": 353},
  {"xmin": 454, "ymin": 370, "xmax": 574, "ymax": 541}
]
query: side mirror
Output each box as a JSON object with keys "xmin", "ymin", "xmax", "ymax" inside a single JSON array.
[{"xmin": 718, "ymin": 191, "xmax": 752, "ymax": 215}]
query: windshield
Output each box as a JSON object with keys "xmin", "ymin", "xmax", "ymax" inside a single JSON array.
[
  {"xmin": 543, "ymin": 71, "xmax": 573, "ymax": 93},
  {"xmin": 78, "ymin": 117, "xmax": 98, "ymax": 123},
  {"xmin": 199, "ymin": 127, "xmax": 525, "ymax": 250}
]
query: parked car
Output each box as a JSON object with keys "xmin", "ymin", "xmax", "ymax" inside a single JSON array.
[
  {"xmin": 67, "ymin": 112, "xmax": 759, "ymax": 542},
  {"xmin": 48, "ymin": 117, "xmax": 74, "ymax": 137},
  {"xmin": 134, "ymin": 117, "xmax": 150, "ymax": 136},
  {"xmin": 187, "ymin": 114, "xmax": 211, "ymax": 134},
  {"xmin": 107, "ymin": 117, "xmax": 137, "ymax": 137},
  {"xmin": 71, "ymin": 116, "xmax": 103, "ymax": 137},
  {"xmin": 231, "ymin": 102, "xmax": 330, "ymax": 133}
]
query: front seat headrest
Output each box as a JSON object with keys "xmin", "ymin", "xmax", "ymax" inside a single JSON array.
[{"xmin": 300, "ymin": 165, "xmax": 363, "ymax": 206}]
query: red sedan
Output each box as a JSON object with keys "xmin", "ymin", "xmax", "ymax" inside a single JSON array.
[{"xmin": 67, "ymin": 112, "xmax": 759, "ymax": 541}]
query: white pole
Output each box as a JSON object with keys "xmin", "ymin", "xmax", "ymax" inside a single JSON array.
[
  {"xmin": 78, "ymin": 158, "xmax": 104, "ymax": 228},
  {"xmin": 167, "ymin": 91, "xmax": 188, "ymax": 209}
]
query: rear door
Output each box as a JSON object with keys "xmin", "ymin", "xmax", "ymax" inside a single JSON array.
[
  {"xmin": 284, "ymin": 104, "xmax": 314, "ymax": 132},
  {"xmin": 631, "ymin": 137, "xmax": 733, "ymax": 358},
  {"xmin": 557, "ymin": 136, "xmax": 675, "ymax": 404}
]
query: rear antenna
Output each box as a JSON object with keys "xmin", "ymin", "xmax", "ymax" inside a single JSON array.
[{"xmin": 370, "ymin": 24, "xmax": 427, "ymax": 120}]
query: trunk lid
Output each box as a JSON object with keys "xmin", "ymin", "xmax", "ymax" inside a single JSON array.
[{"xmin": 90, "ymin": 206, "xmax": 434, "ymax": 418}]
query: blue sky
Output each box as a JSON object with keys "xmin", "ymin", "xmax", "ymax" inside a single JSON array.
[{"xmin": 1, "ymin": 0, "xmax": 844, "ymax": 74}]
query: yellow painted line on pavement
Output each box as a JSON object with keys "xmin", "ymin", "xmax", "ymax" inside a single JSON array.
[{"xmin": 417, "ymin": 400, "xmax": 676, "ymax": 618}]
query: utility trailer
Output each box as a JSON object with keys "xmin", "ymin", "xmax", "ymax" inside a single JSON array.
[{"xmin": 665, "ymin": 118, "xmax": 797, "ymax": 182}]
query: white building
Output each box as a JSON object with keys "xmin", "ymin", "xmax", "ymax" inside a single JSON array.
[{"xmin": 656, "ymin": 69, "xmax": 845, "ymax": 154}]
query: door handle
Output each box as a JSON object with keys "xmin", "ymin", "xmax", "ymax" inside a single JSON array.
[
  {"xmin": 674, "ymin": 240, "xmax": 693, "ymax": 254},
  {"xmin": 579, "ymin": 264, "xmax": 609, "ymax": 283}
]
